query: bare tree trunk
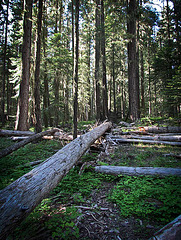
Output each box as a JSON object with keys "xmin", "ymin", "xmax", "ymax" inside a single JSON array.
[
  {"xmin": 34, "ymin": 0, "xmax": 43, "ymax": 133},
  {"xmin": 42, "ymin": 5, "xmax": 50, "ymax": 128},
  {"xmin": 73, "ymin": 0, "xmax": 79, "ymax": 139},
  {"xmin": 0, "ymin": 129, "xmax": 34, "ymax": 137},
  {"xmin": 17, "ymin": 0, "xmax": 33, "ymax": 131},
  {"xmin": 144, "ymin": 126, "xmax": 181, "ymax": 134},
  {"xmin": 101, "ymin": 0, "xmax": 108, "ymax": 119},
  {"xmin": 108, "ymin": 137, "xmax": 181, "ymax": 146},
  {"xmin": 95, "ymin": 0, "xmax": 101, "ymax": 121},
  {"xmin": 127, "ymin": 0, "xmax": 140, "ymax": 121},
  {"xmin": 0, "ymin": 122, "xmax": 111, "ymax": 239},
  {"xmin": 1, "ymin": 0, "xmax": 9, "ymax": 126},
  {"xmin": 95, "ymin": 166, "xmax": 181, "ymax": 176}
]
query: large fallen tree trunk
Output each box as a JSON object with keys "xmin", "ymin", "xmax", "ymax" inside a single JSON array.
[
  {"xmin": 143, "ymin": 126, "xmax": 181, "ymax": 134},
  {"xmin": 0, "ymin": 128, "xmax": 59, "ymax": 159},
  {"xmin": 108, "ymin": 137, "xmax": 181, "ymax": 146},
  {"xmin": 0, "ymin": 122, "xmax": 111, "ymax": 239},
  {"xmin": 94, "ymin": 166, "xmax": 181, "ymax": 176},
  {"xmin": 149, "ymin": 214, "xmax": 181, "ymax": 240},
  {"xmin": 0, "ymin": 129, "xmax": 35, "ymax": 137}
]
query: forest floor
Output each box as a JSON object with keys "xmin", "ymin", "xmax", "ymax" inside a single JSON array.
[{"xmin": 0, "ymin": 119, "xmax": 181, "ymax": 240}]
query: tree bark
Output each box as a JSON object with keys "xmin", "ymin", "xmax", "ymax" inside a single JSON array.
[
  {"xmin": 1, "ymin": 0, "xmax": 9, "ymax": 126},
  {"xmin": 108, "ymin": 137, "xmax": 181, "ymax": 146},
  {"xmin": 0, "ymin": 128, "xmax": 59, "ymax": 159},
  {"xmin": 42, "ymin": 3, "xmax": 50, "ymax": 128},
  {"xmin": 0, "ymin": 122, "xmax": 111, "ymax": 238},
  {"xmin": 17, "ymin": 0, "xmax": 33, "ymax": 131},
  {"xmin": 95, "ymin": 166, "xmax": 181, "ymax": 177},
  {"xmin": 144, "ymin": 126, "xmax": 181, "ymax": 134},
  {"xmin": 149, "ymin": 214, "xmax": 181, "ymax": 240},
  {"xmin": 95, "ymin": 0, "xmax": 101, "ymax": 121},
  {"xmin": 0, "ymin": 130, "xmax": 35, "ymax": 137},
  {"xmin": 101, "ymin": 0, "xmax": 108, "ymax": 119},
  {"xmin": 127, "ymin": 0, "xmax": 140, "ymax": 121},
  {"xmin": 73, "ymin": 0, "xmax": 79, "ymax": 139},
  {"xmin": 34, "ymin": 0, "xmax": 43, "ymax": 133},
  {"xmin": 110, "ymin": 134, "xmax": 181, "ymax": 142}
]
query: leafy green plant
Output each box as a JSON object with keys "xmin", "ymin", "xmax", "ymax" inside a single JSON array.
[
  {"xmin": 0, "ymin": 139, "xmax": 62, "ymax": 189},
  {"xmin": 45, "ymin": 207, "xmax": 80, "ymax": 239},
  {"xmin": 108, "ymin": 175, "xmax": 181, "ymax": 224}
]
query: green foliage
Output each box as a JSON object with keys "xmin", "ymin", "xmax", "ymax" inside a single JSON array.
[
  {"xmin": 109, "ymin": 176, "xmax": 181, "ymax": 223},
  {"xmin": 45, "ymin": 207, "xmax": 80, "ymax": 240},
  {"xmin": 0, "ymin": 139, "xmax": 62, "ymax": 189},
  {"xmin": 51, "ymin": 167, "xmax": 102, "ymax": 201}
]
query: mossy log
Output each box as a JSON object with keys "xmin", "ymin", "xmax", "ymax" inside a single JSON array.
[{"xmin": 0, "ymin": 122, "xmax": 111, "ymax": 239}]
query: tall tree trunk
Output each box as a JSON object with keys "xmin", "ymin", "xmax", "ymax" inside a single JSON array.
[
  {"xmin": 87, "ymin": 26, "xmax": 92, "ymax": 120},
  {"xmin": 127, "ymin": 0, "xmax": 140, "ymax": 121},
  {"xmin": 148, "ymin": 46, "xmax": 151, "ymax": 116},
  {"xmin": 42, "ymin": 3, "xmax": 50, "ymax": 127},
  {"xmin": 73, "ymin": 0, "xmax": 79, "ymax": 139},
  {"xmin": 112, "ymin": 43, "xmax": 116, "ymax": 114},
  {"xmin": 34, "ymin": 0, "xmax": 43, "ymax": 133},
  {"xmin": 140, "ymin": 50, "xmax": 145, "ymax": 112},
  {"xmin": 17, "ymin": 0, "xmax": 33, "ymax": 131},
  {"xmin": 95, "ymin": 0, "xmax": 101, "ymax": 121},
  {"xmin": 101, "ymin": 0, "xmax": 108, "ymax": 119},
  {"xmin": 1, "ymin": 0, "xmax": 9, "ymax": 126}
]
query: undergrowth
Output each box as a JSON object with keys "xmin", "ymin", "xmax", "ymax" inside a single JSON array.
[
  {"xmin": 108, "ymin": 175, "xmax": 181, "ymax": 223},
  {"xmin": 0, "ymin": 138, "xmax": 62, "ymax": 189}
]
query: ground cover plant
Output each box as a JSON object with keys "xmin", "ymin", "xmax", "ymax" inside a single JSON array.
[{"xmin": 0, "ymin": 120, "xmax": 181, "ymax": 239}]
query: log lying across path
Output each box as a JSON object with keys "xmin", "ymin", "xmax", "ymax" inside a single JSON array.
[
  {"xmin": 0, "ymin": 128, "xmax": 59, "ymax": 159},
  {"xmin": 0, "ymin": 122, "xmax": 112, "ymax": 239},
  {"xmin": 149, "ymin": 214, "xmax": 181, "ymax": 240},
  {"xmin": 94, "ymin": 166, "xmax": 181, "ymax": 176}
]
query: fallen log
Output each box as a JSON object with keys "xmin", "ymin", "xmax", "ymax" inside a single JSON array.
[
  {"xmin": 144, "ymin": 126, "xmax": 181, "ymax": 134},
  {"xmin": 0, "ymin": 129, "xmax": 35, "ymax": 137},
  {"xmin": 0, "ymin": 122, "xmax": 111, "ymax": 238},
  {"xmin": 107, "ymin": 137, "xmax": 181, "ymax": 146},
  {"xmin": 109, "ymin": 134, "xmax": 181, "ymax": 142},
  {"xmin": 0, "ymin": 128, "xmax": 59, "ymax": 159},
  {"xmin": 94, "ymin": 166, "xmax": 181, "ymax": 176},
  {"xmin": 149, "ymin": 214, "xmax": 181, "ymax": 240}
]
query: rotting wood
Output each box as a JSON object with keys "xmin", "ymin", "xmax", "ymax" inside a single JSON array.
[
  {"xmin": 149, "ymin": 214, "xmax": 181, "ymax": 240},
  {"xmin": 0, "ymin": 129, "xmax": 35, "ymax": 137},
  {"xmin": 106, "ymin": 137, "xmax": 181, "ymax": 146},
  {"xmin": 94, "ymin": 166, "xmax": 181, "ymax": 176},
  {"xmin": 0, "ymin": 128, "xmax": 59, "ymax": 159},
  {"xmin": 0, "ymin": 122, "xmax": 112, "ymax": 239}
]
